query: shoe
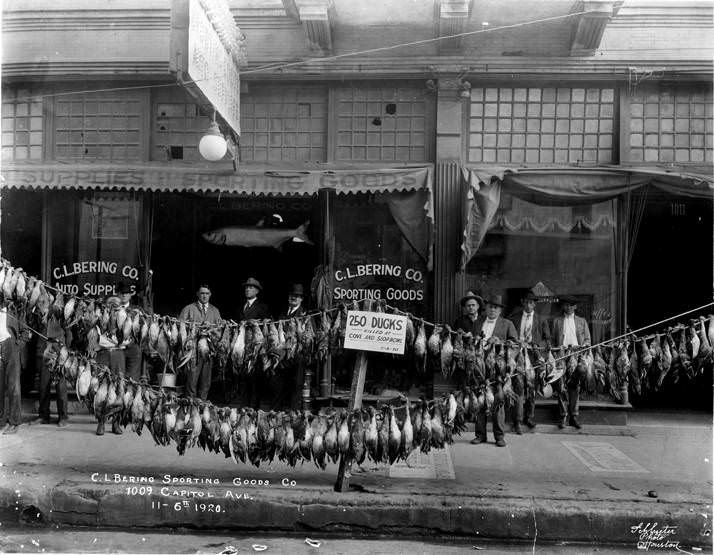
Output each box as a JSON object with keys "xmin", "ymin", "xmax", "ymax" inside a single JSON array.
[
  {"xmin": 3, "ymin": 425, "xmax": 18, "ymax": 435},
  {"xmin": 57, "ymin": 420, "xmax": 68, "ymax": 428},
  {"xmin": 32, "ymin": 417, "xmax": 50, "ymax": 425},
  {"xmin": 495, "ymin": 438, "xmax": 506, "ymax": 447},
  {"xmin": 112, "ymin": 422, "xmax": 123, "ymax": 435},
  {"xmin": 569, "ymin": 416, "xmax": 582, "ymax": 429},
  {"xmin": 470, "ymin": 437, "xmax": 485, "ymax": 445},
  {"xmin": 513, "ymin": 423, "xmax": 523, "ymax": 435},
  {"xmin": 525, "ymin": 419, "xmax": 536, "ymax": 429},
  {"xmin": 96, "ymin": 421, "xmax": 105, "ymax": 436},
  {"xmin": 558, "ymin": 418, "xmax": 566, "ymax": 429}
]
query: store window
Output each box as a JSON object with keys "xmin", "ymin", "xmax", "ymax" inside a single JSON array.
[
  {"xmin": 152, "ymin": 87, "xmax": 211, "ymax": 161},
  {"xmin": 626, "ymin": 83, "xmax": 713, "ymax": 164},
  {"xmin": 1, "ymin": 89, "xmax": 43, "ymax": 161},
  {"xmin": 50, "ymin": 192, "xmax": 144, "ymax": 298},
  {"xmin": 53, "ymin": 90, "xmax": 143, "ymax": 160},
  {"xmin": 334, "ymin": 85, "xmax": 430, "ymax": 162},
  {"xmin": 466, "ymin": 191, "xmax": 616, "ymax": 344},
  {"xmin": 330, "ymin": 193, "xmax": 430, "ymax": 395},
  {"xmin": 240, "ymin": 86, "xmax": 328, "ymax": 162},
  {"xmin": 468, "ymin": 86, "xmax": 615, "ymax": 164}
]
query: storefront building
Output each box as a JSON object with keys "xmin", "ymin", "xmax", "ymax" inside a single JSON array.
[{"xmin": 1, "ymin": 0, "xmax": 712, "ymax": 405}]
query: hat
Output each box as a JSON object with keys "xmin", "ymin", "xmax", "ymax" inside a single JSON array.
[
  {"xmin": 288, "ymin": 284, "xmax": 304, "ymax": 297},
  {"xmin": 115, "ymin": 281, "xmax": 133, "ymax": 295},
  {"xmin": 243, "ymin": 277, "xmax": 263, "ymax": 291},
  {"xmin": 483, "ymin": 293, "xmax": 506, "ymax": 308},
  {"xmin": 460, "ymin": 291, "xmax": 483, "ymax": 307},
  {"xmin": 522, "ymin": 291, "xmax": 538, "ymax": 302},
  {"xmin": 559, "ymin": 295, "xmax": 578, "ymax": 305}
]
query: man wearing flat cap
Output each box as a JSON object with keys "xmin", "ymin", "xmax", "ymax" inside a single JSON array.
[
  {"xmin": 237, "ymin": 277, "xmax": 272, "ymax": 322},
  {"xmin": 509, "ymin": 291, "xmax": 551, "ymax": 432},
  {"xmin": 551, "ymin": 295, "xmax": 590, "ymax": 429},
  {"xmin": 471, "ymin": 293, "xmax": 518, "ymax": 447},
  {"xmin": 453, "ymin": 291, "xmax": 483, "ymax": 336}
]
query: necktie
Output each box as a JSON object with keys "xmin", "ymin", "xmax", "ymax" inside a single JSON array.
[
  {"xmin": 524, "ymin": 315, "xmax": 532, "ymax": 342},
  {"xmin": 201, "ymin": 304, "xmax": 207, "ymax": 316},
  {"xmin": 244, "ymin": 302, "xmax": 250, "ymax": 312}
]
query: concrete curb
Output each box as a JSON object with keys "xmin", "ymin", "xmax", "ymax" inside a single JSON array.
[{"xmin": 1, "ymin": 483, "xmax": 711, "ymax": 547}]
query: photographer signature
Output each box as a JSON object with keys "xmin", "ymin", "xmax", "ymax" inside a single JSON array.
[{"xmin": 630, "ymin": 522, "xmax": 681, "ymax": 551}]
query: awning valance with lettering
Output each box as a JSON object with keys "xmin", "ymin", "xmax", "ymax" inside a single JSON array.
[
  {"xmin": 461, "ymin": 164, "xmax": 714, "ymax": 269},
  {"xmin": 0, "ymin": 162, "xmax": 433, "ymax": 198}
]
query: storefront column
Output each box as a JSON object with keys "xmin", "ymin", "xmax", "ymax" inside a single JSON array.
[{"xmin": 433, "ymin": 77, "xmax": 467, "ymax": 396}]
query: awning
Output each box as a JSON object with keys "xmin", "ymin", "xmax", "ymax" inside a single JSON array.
[
  {"xmin": 461, "ymin": 164, "xmax": 714, "ymax": 269},
  {"xmin": 0, "ymin": 162, "xmax": 433, "ymax": 198}
]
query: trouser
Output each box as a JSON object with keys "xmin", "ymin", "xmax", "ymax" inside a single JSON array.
[
  {"xmin": 0, "ymin": 338, "xmax": 21, "ymax": 426},
  {"xmin": 474, "ymin": 383, "xmax": 506, "ymax": 441},
  {"xmin": 96, "ymin": 349, "xmax": 127, "ymax": 432},
  {"xmin": 553, "ymin": 370, "xmax": 585, "ymax": 419},
  {"xmin": 270, "ymin": 359, "xmax": 303, "ymax": 410},
  {"xmin": 186, "ymin": 356, "xmax": 212, "ymax": 401},
  {"xmin": 512, "ymin": 374, "xmax": 535, "ymax": 424},
  {"xmin": 37, "ymin": 341, "xmax": 67, "ymax": 421}
]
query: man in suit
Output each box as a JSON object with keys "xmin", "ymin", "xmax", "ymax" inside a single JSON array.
[
  {"xmin": 238, "ymin": 278, "xmax": 271, "ymax": 322},
  {"xmin": 179, "ymin": 284, "xmax": 223, "ymax": 401},
  {"xmin": 509, "ymin": 291, "xmax": 551, "ymax": 432},
  {"xmin": 237, "ymin": 278, "xmax": 271, "ymax": 408},
  {"xmin": 471, "ymin": 293, "xmax": 518, "ymax": 447},
  {"xmin": 551, "ymin": 295, "xmax": 591, "ymax": 429},
  {"xmin": 272, "ymin": 284, "xmax": 306, "ymax": 409}
]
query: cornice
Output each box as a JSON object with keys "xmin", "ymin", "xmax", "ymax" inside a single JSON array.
[
  {"xmin": 5, "ymin": 57, "xmax": 710, "ymax": 81},
  {"xmin": 2, "ymin": 10, "xmax": 169, "ymax": 32}
]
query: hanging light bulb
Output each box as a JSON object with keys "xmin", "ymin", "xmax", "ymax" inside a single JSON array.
[{"xmin": 199, "ymin": 110, "xmax": 227, "ymax": 161}]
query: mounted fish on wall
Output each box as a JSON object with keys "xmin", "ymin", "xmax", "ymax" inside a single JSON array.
[{"xmin": 202, "ymin": 219, "xmax": 313, "ymax": 250}]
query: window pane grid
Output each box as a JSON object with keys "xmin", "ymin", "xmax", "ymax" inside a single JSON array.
[
  {"xmin": 335, "ymin": 86, "xmax": 427, "ymax": 162},
  {"xmin": 2, "ymin": 96, "xmax": 44, "ymax": 162},
  {"xmin": 152, "ymin": 88, "xmax": 208, "ymax": 161},
  {"xmin": 54, "ymin": 91, "xmax": 142, "ymax": 161},
  {"xmin": 468, "ymin": 87, "xmax": 615, "ymax": 164},
  {"xmin": 240, "ymin": 87, "xmax": 327, "ymax": 162},
  {"xmin": 628, "ymin": 85, "xmax": 713, "ymax": 164}
]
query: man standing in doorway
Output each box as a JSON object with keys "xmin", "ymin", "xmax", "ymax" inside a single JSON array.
[
  {"xmin": 471, "ymin": 293, "xmax": 518, "ymax": 447},
  {"xmin": 116, "ymin": 282, "xmax": 142, "ymax": 382},
  {"xmin": 509, "ymin": 291, "xmax": 551, "ymax": 432},
  {"xmin": 179, "ymin": 284, "xmax": 223, "ymax": 401},
  {"xmin": 453, "ymin": 291, "xmax": 483, "ymax": 336},
  {"xmin": 551, "ymin": 295, "xmax": 590, "ymax": 429}
]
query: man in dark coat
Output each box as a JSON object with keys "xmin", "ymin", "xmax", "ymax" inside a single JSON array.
[
  {"xmin": 272, "ymin": 284, "xmax": 306, "ymax": 409},
  {"xmin": 179, "ymin": 284, "xmax": 223, "ymax": 400},
  {"xmin": 0, "ymin": 303, "xmax": 27, "ymax": 435},
  {"xmin": 551, "ymin": 295, "xmax": 590, "ymax": 429},
  {"xmin": 237, "ymin": 278, "xmax": 272, "ymax": 408},
  {"xmin": 471, "ymin": 293, "xmax": 518, "ymax": 447},
  {"xmin": 453, "ymin": 291, "xmax": 483, "ymax": 336},
  {"xmin": 509, "ymin": 291, "xmax": 551, "ymax": 432},
  {"xmin": 237, "ymin": 278, "xmax": 271, "ymax": 322}
]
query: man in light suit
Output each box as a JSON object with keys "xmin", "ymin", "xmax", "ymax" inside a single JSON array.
[
  {"xmin": 471, "ymin": 293, "xmax": 518, "ymax": 447},
  {"xmin": 509, "ymin": 291, "xmax": 551, "ymax": 432},
  {"xmin": 179, "ymin": 284, "xmax": 223, "ymax": 401},
  {"xmin": 551, "ymin": 295, "xmax": 591, "ymax": 429}
]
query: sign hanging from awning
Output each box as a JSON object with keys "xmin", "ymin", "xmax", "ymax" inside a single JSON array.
[
  {"xmin": 0, "ymin": 164, "xmax": 433, "ymax": 198},
  {"xmin": 169, "ymin": 0, "xmax": 246, "ymax": 136}
]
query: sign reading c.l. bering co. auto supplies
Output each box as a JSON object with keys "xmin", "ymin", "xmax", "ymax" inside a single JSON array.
[{"xmin": 343, "ymin": 311, "xmax": 407, "ymax": 355}]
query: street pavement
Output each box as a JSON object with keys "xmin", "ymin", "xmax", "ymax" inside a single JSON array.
[{"xmin": 0, "ymin": 407, "xmax": 711, "ymax": 552}]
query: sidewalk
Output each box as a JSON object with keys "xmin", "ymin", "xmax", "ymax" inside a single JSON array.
[{"xmin": 0, "ymin": 408, "xmax": 711, "ymax": 549}]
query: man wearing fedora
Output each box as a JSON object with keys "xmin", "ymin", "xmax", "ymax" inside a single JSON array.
[
  {"xmin": 509, "ymin": 291, "xmax": 551, "ymax": 432},
  {"xmin": 551, "ymin": 295, "xmax": 591, "ymax": 429},
  {"xmin": 238, "ymin": 278, "xmax": 272, "ymax": 322},
  {"xmin": 179, "ymin": 284, "xmax": 223, "ymax": 401},
  {"xmin": 471, "ymin": 293, "xmax": 518, "ymax": 447},
  {"xmin": 271, "ymin": 284, "xmax": 307, "ymax": 409}
]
